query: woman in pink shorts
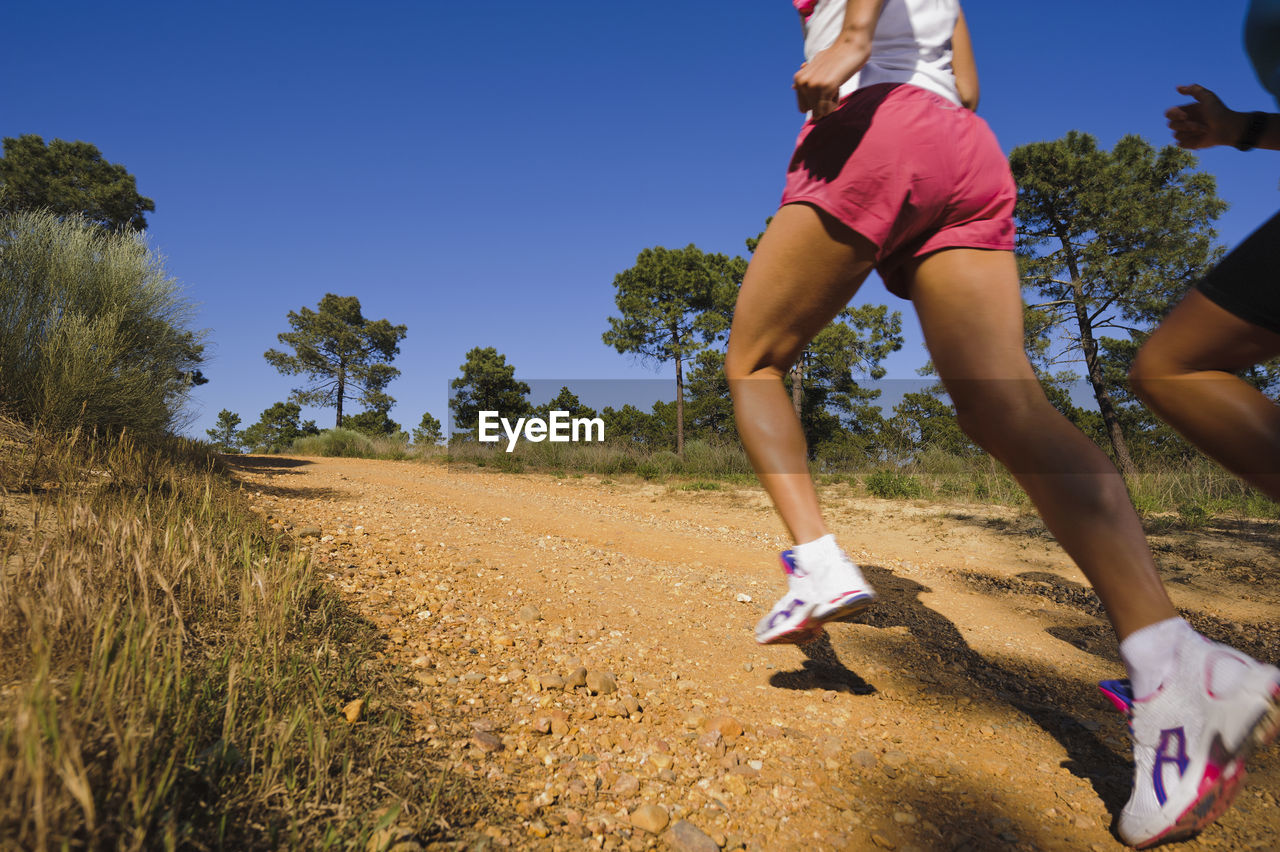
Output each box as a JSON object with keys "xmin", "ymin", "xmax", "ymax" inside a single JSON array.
[{"xmin": 725, "ymin": 1, "xmax": 1280, "ymax": 846}]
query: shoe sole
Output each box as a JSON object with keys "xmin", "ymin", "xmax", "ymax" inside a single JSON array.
[
  {"xmin": 1135, "ymin": 680, "xmax": 1280, "ymax": 849},
  {"xmin": 756, "ymin": 594, "xmax": 877, "ymax": 646},
  {"xmin": 816, "ymin": 592, "xmax": 877, "ymax": 624}
]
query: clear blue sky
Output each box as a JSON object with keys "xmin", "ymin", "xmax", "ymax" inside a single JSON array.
[{"xmin": 3, "ymin": 1, "xmax": 1275, "ymax": 438}]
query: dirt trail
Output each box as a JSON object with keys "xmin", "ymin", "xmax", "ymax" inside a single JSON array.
[{"xmin": 228, "ymin": 456, "xmax": 1280, "ymax": 852}]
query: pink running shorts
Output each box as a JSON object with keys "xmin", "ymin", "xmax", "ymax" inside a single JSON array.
[{"xmin": 780, "ymin": 82, "xmax": 1017, "ymax": 299}]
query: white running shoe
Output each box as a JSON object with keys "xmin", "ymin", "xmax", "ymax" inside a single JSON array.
[
  {"xmin": 754, "ymin": 548, "xmax": 877, "ymax": 645},
  {"xmin": 1099, "ymin": 634, "xmax": 1280, "ymax": 848}
]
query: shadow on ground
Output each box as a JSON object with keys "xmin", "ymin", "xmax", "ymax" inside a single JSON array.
[
  {"xmin": 222, "ymin": 456, "xmax": 352, "ymax": 502},
  {"xmin": 768, "ymin": 633, "xmax": 876, "ymax": 695},
  {"xmin": 221, "ymin": 455, "xmax": 313, "ymax": 470},
  {"xmin": 767, "ymin": 563, "xmax": 1135, "ymax": 843}
]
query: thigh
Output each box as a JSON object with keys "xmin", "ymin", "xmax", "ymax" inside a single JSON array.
[
  {"xmin": 1141, "ymin": 289, "xmax": 1280, "ymax": 374},
  {"xmin": 907, "ymin": 248, "xmax": 1036, "ymax": 385},
  {"xmin": 1195, "ymin": 209, "xmax": 1280, "ymax": 337},
  {"xmin": 726, "ymin": 203, "xmax": 878, "ymax": 375}
]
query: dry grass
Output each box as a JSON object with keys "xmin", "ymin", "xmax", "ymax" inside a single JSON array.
[
  {"xmin": 439, "ymin": 435, "xmax": 1276, "ymax": 525},
  {"xmin": 0, "ymin": 419, "xmax": 490, "ymax": 849}
]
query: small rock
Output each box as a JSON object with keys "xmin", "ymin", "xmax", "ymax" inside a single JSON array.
[
  {"xmin": 612, "ymin": 773, "xmax": 640, "ymax": 796},
  {"xmin": 566, "ymin": 667, "xmax": 588, "ymax": 689},
  {"xmin": 631, "ymin": 803, "xmax": 669, "ymax": 834},
  {"xmin": 736, "ymin": 593, "xmax": 752, "ymax": 603},
  {"xmin": 665, "ymin": 820, "xmax": 718, "ymax": 852},
  {"xmin": 471, "ymin": 731, "xmax": 503, "ymax": 753},
  {"xmin": 517, "ymin": 605, "xmax": 543, "ymax": 623},
  {"xmin": 723, "ymin": 774, "xmax": 749, "ymax": 797},
  {"xmin": 297, "ymin": 526, "xmax": 322, "ymax": 538},
  {"xmin": 586, "ymin": 671, "xmax": 617, "ymax": 695},
  {"xmin": 343, "ymin": 698, "xmax": 365, "ymax": 724},
  {"xmin": 704, "ymin": 715, "xmax": 744, "ymax": 739},
  {"xmin": 697, "ymin": 730, "xmax": 725, "ymax": 757},
  {"xmin": 883, "ymin": 751, "xmax": 909, "ymax": 768},
  {"xmin": 539, "ymin": 674, "xmax": 566, "ymax": 691}
]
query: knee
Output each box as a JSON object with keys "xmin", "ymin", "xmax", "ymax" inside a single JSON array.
[
  {"xmin": 724, "ymin": 335, "xmax": 785, "ymax": 383},
  {"xmin": 723, "ymin": 343, "xmax": 751, "ymax": 383},
  {"xmin": 1128, "ymin": 340, "xmax": 1182, "ymax": 406}
]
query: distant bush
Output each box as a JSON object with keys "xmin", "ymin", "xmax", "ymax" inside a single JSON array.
[
  {"xmin": 0, "ymin": 210, "xmax": 203, "ymax": 434},
  {"xmin": 289, "ymin": 428, "xmax": 410, "ymax": 460},
  {"xmin": 864, "ymin": 468, "xmax": 925, "ymax": 500},
  {"xmin": 680, "ymin": 439, "xmax": 754, "ymax": 477},
  {"xmin": 291, "ymin": 428, "xmax": 366, "ymax": 457}
]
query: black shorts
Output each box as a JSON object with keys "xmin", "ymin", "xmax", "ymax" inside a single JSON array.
[{"xmin": 1196, "ymin": 209, "xmax": 1280, "ymax": 335}]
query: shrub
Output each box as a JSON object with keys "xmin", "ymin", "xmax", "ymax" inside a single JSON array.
[
  {"xmin": 0, "ymin": 210, "xmax": 203, "ymax": 434},
  {"xmin": 291, "ymin": 428, "xmax": 375, "ymax": 458},
  {"xmin": 1176, "ymin": 500, "xmax": 1211, "ymax": 529},
  {"xmin": 636, "ymin": 450, "xmax": 683, "ymax": 480},
  {"xmin": 864, "ymin": 468, "xmax": 925, "ymax": 500},
  {"xmin": 681, "ymin": 439, "xmax": 753, "ymax": 476}
]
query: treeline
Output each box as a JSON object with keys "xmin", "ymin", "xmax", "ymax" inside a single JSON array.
[
  {"xmin": 444, "ymin": 132, "xmax": 1277, "ymax": 473},
  {"xmin": 123, "ymin": 129, "xmax": 1270, "ymax": 476}
]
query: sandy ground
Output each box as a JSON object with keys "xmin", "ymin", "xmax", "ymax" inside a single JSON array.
[{"xmin": 227, "ymin": 455, "xmax": 1280, "ymax": 852}]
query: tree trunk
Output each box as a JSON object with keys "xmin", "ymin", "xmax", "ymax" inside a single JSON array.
[
  {"xmin": 675, "ymin": 354, "xmax": 685, "ymax": 457},
  {"xmin": 1080, "ymin": 328, "xmax": 1138, "ymax": 476},
  {"xmin": 336, "ymin": 367, "xmax": 346, "ymax": 428},
  {"xmin": 790, "ymin": 356, "xmax": 804, "ymax": 419},
  {"xmin": 1060, "ymin": 238, "xmax": 1137, "ymax": 476}
]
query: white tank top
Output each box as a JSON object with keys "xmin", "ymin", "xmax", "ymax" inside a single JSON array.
[{"xmin": 801, "ymin": 0, "xmax": 961, "ymax": 106}]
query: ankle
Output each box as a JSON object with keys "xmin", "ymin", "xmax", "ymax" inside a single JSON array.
[
  {"xmin": 794, "ymin": 534, "xmax": 848, "ymax": 574},
  {"xmin": 1120, "ymin": 617, "xmax": 1195, "ymax": 698}
]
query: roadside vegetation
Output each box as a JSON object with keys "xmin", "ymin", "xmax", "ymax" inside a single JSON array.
[
  {"xmin": 0, "ymin": 184, "xmax": 487, "ymax": 847},
  {"xmin": 0, "ymin": 422, "xmax": 485, "ymax": 848},
  {"xmin": 437, "ymin": 439, "xmax": 1277, "ymax": 531}
]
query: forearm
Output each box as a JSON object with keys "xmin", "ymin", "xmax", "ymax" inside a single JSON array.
[
  {"xmin": 1225, "ymin": 110, "xmax": 1280, "ymax": 151},
  {"xmin": 793, "ymin": 0, "xmax": 886, "ymax": 116}
]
